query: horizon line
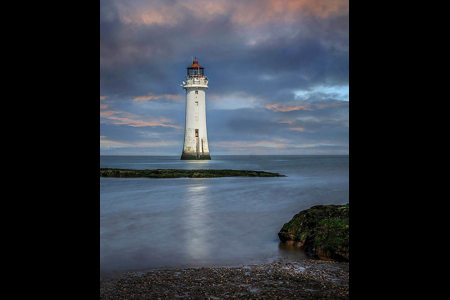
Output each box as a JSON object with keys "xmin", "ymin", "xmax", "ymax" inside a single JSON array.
[{"xmin": 100, "ymin": 154, "xmax": 349, "ymax": 157}]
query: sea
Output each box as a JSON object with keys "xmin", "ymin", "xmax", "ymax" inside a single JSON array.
[{"xmin": 100, "ymin": 155, "xmax": 348, "ymax": 275}]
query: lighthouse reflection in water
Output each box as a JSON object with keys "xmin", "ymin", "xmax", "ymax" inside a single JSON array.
[{"xmin": 185, "ymin": 183, "xmax": 210, "ymax": 262}]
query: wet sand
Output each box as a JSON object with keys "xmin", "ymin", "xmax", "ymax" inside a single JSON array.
[{"xmin": 100, "ymin": 259, "xmax": 349, "ymax": 299}]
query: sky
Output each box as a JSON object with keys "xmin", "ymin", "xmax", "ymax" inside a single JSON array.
[{"xmin": 100, "ymin": 0, "xmax": 349, "ymax": 156}]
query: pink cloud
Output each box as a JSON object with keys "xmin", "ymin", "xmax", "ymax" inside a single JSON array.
[
  {"xmin": 108, "ymin": 116, "xmax": 181, "ymax": 129},
  {"xmin": 267, "ymin": 101, "xmax": 348, "ymax": 112},
  {"xmin": 100, "ymin": 110, "xmax": 121, "ymax": 117},
  {"xmin": 289, "ymin": 127, "xmax": 305, "ymax": 132},
  {"xmin": 133, "ymin": 93, "xmax": 181, "ymax": 102},
  {"xmin": 279, "ymin": 120, "xmax": 294, "ymax": 124},
  {"xmin": 266, "ymin": 104, "xmax": 313, "ymax": 112},
  {"xmin": 100, "ymin": 105, "xmax": 181, "ymax": 129},
  {"xmin": 117, "ymin": 0, "xmax": 348, "ymax": 27},
  {"xmin": 105, "ymin": 115, "xmax": 181, "ymax": 129}
]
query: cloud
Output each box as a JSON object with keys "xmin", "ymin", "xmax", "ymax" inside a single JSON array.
[
  {"xmin": 100, "ymin": 135, "xmax": 179, "ymax": 150},
  {"xmin": 100, "ymin": 110, "xmax": 121, "ymax": 118},
  {"xmin": 289, "ymin": 127, "xmax": 305, "ymax": 132},
  {"xmin": 115, "ymin": 0, "xmax": 348, "ymax": 27},
  {"xmin": 265, "ymin": 100, "xmax": 348, "ymax": 112},
  {"xmin": 207, "ymin": 92, "xmax": 260, "ymax": 110},
  {"xmin": 100, "ymin": 0, "xmax": 348, "ymax": 98},
  {"xmin": 100, "ymin": 136, "xmax": 133, "ymax": 148},
  {"xmin": 100, "ymin": 104, "xmax": 182, "ymax": 129},
  {"xmin": 294, "ymin": 84, "xmax": 349, "ymax": 101},
  {"xmin": 133, "ymin": 93, "xmax": 182, "ymax": 102},
  {"xmin": 105, "ymin": 115, "xmax": 182, "ymax": 129},
  {"xmin": 266, "ymin": 104, "xmax": 313, "ymax": 112},
  {"xmin": 213, "ymin": 139, "xmax": 348, "ymax": 155}
]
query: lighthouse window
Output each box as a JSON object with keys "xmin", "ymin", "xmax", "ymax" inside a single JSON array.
[
  {"xmin": 188, "ymin": 68, "xmax": 204, "ymax": 76},
  {"xmin": 195, "ymin": 129, "xmax": 199, "ymax": 137}
]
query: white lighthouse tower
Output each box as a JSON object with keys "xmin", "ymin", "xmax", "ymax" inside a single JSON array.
[{"xmin": 181, "ymin": 57, "xmax": 211, "ymax": 160}]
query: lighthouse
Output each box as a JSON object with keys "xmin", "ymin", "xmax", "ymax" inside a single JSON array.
[{"xmin": 181, "ymin": 58, "xmax": 211, "ymax": 160}]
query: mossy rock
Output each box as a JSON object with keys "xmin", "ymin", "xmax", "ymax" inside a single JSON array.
[
  {"xmin": 99, "ymin": 168, "xmax": 285, "ymax": 178},
  {"xmin": 278, "ymin": 204, "xmax": 349, "ymax": 261}
]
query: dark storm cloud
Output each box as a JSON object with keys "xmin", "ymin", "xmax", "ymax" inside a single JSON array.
[
  {"xmin": 100, "ymin": 0, "xmax": 348, "ymax": 96},
  {"xmin": 100, "ymin": 0, "xmax": 349, "ymax": 155}
]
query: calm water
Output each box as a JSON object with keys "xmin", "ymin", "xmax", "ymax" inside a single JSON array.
[{"xmin": 100, "ymin": 155, "xmax": 348, "ymax": 274}]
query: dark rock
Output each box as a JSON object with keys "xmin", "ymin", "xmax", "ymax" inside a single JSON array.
[
  {"xmin": 278, "ymin": 204, "xmax": 349, "ymax": 261},
  {"xmin": 99, "ymin": 168, "xmax": 285, "ymax": 178}
]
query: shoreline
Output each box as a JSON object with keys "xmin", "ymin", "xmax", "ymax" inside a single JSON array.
[{"xmin": 100, "ymin": 258, "xmax": 349, "ymax": 299}]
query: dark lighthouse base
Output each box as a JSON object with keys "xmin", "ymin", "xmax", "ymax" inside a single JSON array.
[{"xmin": 180, "ymin": 152, "xmax": 211, "ymax": 160}]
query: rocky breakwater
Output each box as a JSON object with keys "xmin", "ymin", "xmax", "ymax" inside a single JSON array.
[
  {"xmin": 278, "ymin": 204, "xmax": 349, "ymax": 261},
  {"xmin": 100, "ymin": 168, "xmax": 285, "ymax": 178}
]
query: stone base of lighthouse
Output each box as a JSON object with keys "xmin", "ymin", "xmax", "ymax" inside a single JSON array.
[{"xmin": 180, "ymin": 152, "xmax": 211, "ymax": 160}]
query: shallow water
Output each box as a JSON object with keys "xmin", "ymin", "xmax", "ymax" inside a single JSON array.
[{"xmin": 100, "ymin": 155, "xmax": 348, "ymax": 274}]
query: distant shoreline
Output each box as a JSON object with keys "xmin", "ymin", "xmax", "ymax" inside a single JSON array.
[{"xmin": 100, "ymin": 168, "xmax": 285, "ymax": 178}]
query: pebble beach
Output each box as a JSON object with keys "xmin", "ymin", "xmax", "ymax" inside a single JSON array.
[{"xmin": 100, "ymin": 258, "xmax": 349, "ymax": 299}]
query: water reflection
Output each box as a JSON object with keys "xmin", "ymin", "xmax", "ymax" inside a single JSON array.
[
  {"xmin": 184, "ymin": 183, "xmax": 210, "ymax": 262},
  {"xmin": 184, "ymin": 160, "xmax": 212, "ymax": 165},
  {"xmin": 100, "ymin": 155, "xmax": 348, "ymax": 272}
]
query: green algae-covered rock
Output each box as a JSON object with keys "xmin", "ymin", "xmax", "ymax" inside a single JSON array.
[
  {"xmin": 278, "ymin": 204, "xmax": 349, "ymax": 261},
  {"xmin": 99, "ymin": 168, "xmax": 285, "ymax": 178}
]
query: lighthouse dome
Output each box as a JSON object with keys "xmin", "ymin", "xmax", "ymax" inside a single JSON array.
[{"xmin": 188, "ymin": 60, "xmax": 203, "ymax": 69}]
